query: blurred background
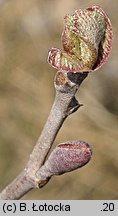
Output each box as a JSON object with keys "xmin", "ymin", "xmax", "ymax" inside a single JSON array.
[{"xmin": 0, "ymin": 0, "xmax": 118, "ymax": 200}]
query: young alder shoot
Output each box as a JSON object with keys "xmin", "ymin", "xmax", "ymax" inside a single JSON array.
[{"xmin": 0, "ymin": 5, "xmax": 112, "ymax": 200}]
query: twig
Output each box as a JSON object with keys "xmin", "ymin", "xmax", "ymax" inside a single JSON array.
[
  {"xmin": 0, "ymin": 4, "xmax": 113, "ymax": 200},
  {"xmin": 0, "ymin": 71, "xmax": 88, "ymax": 200}
]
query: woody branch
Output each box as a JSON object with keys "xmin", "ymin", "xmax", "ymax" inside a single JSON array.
[{"xmin": 0, "ymin": 71, "xmax": 88, "ymax": 200}]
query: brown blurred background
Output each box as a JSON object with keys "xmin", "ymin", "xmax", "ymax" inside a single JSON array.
[{"xmin": 0, "ymin": 0, "xmax": 118, "ymax": 200}]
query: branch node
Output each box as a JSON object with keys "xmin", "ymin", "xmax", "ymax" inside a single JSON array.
[
  {"xmin": 36, "ymin": 178, "xmax": 50, "ymax": 188},
  {"xmin": 67, "ymin": 72, "xmax": 88, "ymax": 86},
  {"xmin": 66, "ymin": 97, "xmax": 83, "ymax": 115}
]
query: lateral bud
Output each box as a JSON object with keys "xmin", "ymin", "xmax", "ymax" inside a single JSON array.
[{"xmin": 36, "ymin": 140, "xmax": 92, "ymax": 187}]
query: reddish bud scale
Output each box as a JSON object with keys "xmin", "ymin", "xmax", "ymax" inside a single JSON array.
[{"xmin": 44, "ymin": 140, "xmax": 92, "ymax": 176}]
